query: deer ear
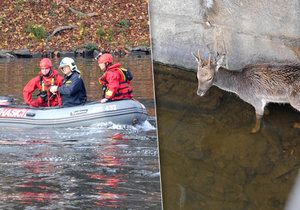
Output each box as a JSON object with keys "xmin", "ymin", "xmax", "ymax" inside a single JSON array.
[
  {"xmin": 191, "ymin": 52, "xmax": 200, "ymax": 63},
  {"xmin": 216, "ymin": 54, "xmax": 226, "ymax": 66},
  {"xmin": 216, "ymin": 54, "xmax": 226, "ymax": 71}
]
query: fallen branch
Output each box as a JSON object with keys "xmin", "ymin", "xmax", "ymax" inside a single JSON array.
[
  {"xmin": 47, "ymin": 25, "xmax": 77, "ymax": 40},
  {"xmin": 55, "ymin": 0, "xmax": 98, "ymax": 17}
]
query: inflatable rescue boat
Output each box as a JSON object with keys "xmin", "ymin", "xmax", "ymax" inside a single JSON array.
[{"xmin": 0, "ymin": 96, "xmax": 148, "ymax": 128}]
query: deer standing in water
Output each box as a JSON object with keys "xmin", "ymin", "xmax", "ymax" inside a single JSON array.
[{"xmin": 192, "ymin": 51, "xmax": 300, "ymax": 133}]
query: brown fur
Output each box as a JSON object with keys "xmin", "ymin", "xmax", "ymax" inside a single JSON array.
[{"xmin": 192, "ymin": 53, "xmax": 300, "ymax": 133}]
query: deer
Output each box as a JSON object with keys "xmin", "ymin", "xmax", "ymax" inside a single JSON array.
[{"xmin": 192, "ymin": 51, "xmax": 300, "ymax": 133}]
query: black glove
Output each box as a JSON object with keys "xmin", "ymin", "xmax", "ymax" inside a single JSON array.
[
  {"xmin": 39, "ymin": 91, "xmax": 47, "ymax": 101},
  {"xmin": 102, "ymin": 86, "xmax": 107, "ymax": 98}
]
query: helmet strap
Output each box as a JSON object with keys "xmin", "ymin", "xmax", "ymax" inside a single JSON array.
[
  {"xmin": 105, "ymin": 62, "xmax": 112, "ymax": 68},
  {"xmin": 43, "ymin": 69, "xmax": 52, "ymax": 77}
]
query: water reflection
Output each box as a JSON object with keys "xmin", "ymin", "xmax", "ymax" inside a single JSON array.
[
  {"xmin": 1, "ymin": 143, "xmax": 60, "ymax": 207},
  {"xmin": 154, "ymin": 63, "xmax": 300, "ymax": 210},
  {"xmin": 0, "ymin": 125, "xmax": 161, "ymax": 209},
  {"xmin": 89, "ymin": 141, "xmax": 125, "ymax": 208}
]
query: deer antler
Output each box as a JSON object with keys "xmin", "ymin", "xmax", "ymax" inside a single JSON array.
[
  {"xmin": 192, "ymin": 50, "xmax": 214, "ymax": 67},
  {"xmin": 191, "ymin": 50, "xmax": 202, "ymax": 64}
]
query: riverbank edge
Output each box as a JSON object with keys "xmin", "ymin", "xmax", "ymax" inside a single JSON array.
[
  {"xmin": 153, "ymin": 61, "xmax": 197, "ymax": 74},
  {"xmin": 0, "ymin": 46, "xmax": 151, "ymax": 59}
]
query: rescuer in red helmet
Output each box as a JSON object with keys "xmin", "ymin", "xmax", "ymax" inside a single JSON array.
[
  {"xmin": 23, "ymin": 58, "xmax": 64, "ymax": 107},
  {"xmin": 97, "ymin": 53, "xmax": 133, "ymax": 103}
]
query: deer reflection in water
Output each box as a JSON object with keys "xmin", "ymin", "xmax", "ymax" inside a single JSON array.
[{"xmin": 193, "ymin": 51, "xmax": 300, "ymax": 133}]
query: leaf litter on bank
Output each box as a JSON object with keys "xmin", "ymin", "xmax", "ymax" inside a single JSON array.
[{"xmin": 0, "ymin": 0, "xmax": 150, "ymax": 52}]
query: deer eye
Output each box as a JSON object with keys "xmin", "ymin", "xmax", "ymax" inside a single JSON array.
[{"xmin": 207, "ymin": 76, "xmax": 213, "ymax": 81}]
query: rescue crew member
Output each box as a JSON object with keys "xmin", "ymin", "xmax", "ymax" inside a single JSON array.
[
  {"xmin": 97, "ymin": 53, "xmax": 133, "ymax": 103},
  {"xmin": 23, "ymin": 58, "xmax": 64, "ymax": 107},
  {"xmin": 50, "ymin": 57, "xmax": 87, "ymax": 107}
]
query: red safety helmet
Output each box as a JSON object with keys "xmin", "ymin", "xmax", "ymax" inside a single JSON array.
[
  {"xmin": 40, "ymin": 58, "xmax": 52, "ymax": 69},
  {"xmin": 98, "ymin": 53, "xmax": 113, "ymax": 64}
]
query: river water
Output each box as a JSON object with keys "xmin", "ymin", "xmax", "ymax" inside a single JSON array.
[
  {"xmin": 0, "ymin": 56, "xmax": 162, "ymax": 209},
  {"xmin": 154, "ymin": 63, "xmax": 300, "ymax": 210}
]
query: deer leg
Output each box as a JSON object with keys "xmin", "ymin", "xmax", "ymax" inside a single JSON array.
[
  {"xmin": 251, "ymin": 102, "xmax": 266, "ymax": 133},
  {"xmin": 288, "ymin": 92, "xmax": 300, "ymax": 128},
  {"xmin": 251, "ymin": 114, "xmax": 263, "ymax": 133}
]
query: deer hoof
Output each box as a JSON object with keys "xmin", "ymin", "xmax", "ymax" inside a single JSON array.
[
  {"xmin": 250, "ymin": 126, "xmax": 260, "ymax": 134},
  {"xmin": 293, "ymin": 122, "xmax": 300, "ymax": 129}
]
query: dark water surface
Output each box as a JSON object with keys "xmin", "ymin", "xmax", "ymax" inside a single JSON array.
[
  {"xmin": 154, "ymin": 63, "xmax": 300, "ymax": 210},
  {"xmin": 0, "ymin": 56, "xmax": 162, "ymax": 209}
]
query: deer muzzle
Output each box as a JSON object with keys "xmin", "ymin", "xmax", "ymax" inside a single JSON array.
[{"xmin": 197, "ymin": 89, "xmax": 207, "ymax": 97}]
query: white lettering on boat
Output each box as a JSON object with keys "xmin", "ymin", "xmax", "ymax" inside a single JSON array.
[
  {"xmin": 104, "ymin": 105, "xmax": 117, "ymax": 111},
  {"xmin": 94, "ymin": 104, "xmax": 117, "ymax": 113},
  {"xmin": 0, "ymin": 108, "xmax": 28, "ymax": 118}
]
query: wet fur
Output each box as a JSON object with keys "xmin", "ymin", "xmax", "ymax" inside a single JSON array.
[
  {"xmin": 215, "ymin": 64, "xmax": 300, "ymax": 105},
  {"xmin": 194, "ymin": 54, "xmax": 300, "ymax": 132}
]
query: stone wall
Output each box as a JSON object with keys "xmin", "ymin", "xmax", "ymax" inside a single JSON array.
[{"xmin": 149, "ymin": 0, "xmax": 300, "ymax": 70}]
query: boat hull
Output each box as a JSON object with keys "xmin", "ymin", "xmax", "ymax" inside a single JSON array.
[{"xmin": 0, "ymin": 100, "xmax": 148, "ymax": 128}]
